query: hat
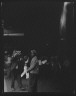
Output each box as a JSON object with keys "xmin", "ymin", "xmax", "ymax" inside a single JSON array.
[{"xmin": 31, "ymin": 50, "xmax": 37, "ymax": 54}]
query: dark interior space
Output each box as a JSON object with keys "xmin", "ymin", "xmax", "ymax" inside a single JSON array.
[
  {"xmin": 2, "ymin": 1, "xmax": 74, "ymax": 54},
  {"xmin": 3, "ymin": 1, "xmax": 75, "ymax": 93}
]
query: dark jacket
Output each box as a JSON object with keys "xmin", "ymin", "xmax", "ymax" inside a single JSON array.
[
  {"xmin": 11, "ymin": 56, "xmax": 18, "ymax": 71},
  {"xmin": 17, "ymin": 59, "xmax": 24, "ymax": 74}
]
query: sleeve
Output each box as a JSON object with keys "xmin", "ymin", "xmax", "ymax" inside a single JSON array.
[
  {"xmin": 21, "ymin": 66, "xmax": 27, "ymax": 77},
  {"xmin": 39, "ymin": 60, "xmax": 42, "ymax": 65}
]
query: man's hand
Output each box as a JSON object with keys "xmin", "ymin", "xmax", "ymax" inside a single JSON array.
[
  {"xmin": 42, "ymin": 60, "xmax": 47, "ymax": 64},
  {"xmin": 21, "ymin": 70, "xmax": 26, "ymax": 77}
]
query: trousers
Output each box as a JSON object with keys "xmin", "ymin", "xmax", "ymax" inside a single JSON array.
[
  {"xmin": 28, "ymin": 73, "xmax": 38, "ymax": 92},
  {"xmin": 11, "ymin": 70, "xmax": 22, "ymax": 88}
]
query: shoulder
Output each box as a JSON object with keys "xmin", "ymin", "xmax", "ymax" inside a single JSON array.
[
  {"xmin": 32, "ymin": 56, "xmax": 37, "ymax": 60},
  {"xmin": 31, "ymin": 56, "xmax": 38, "ymax": 63}
]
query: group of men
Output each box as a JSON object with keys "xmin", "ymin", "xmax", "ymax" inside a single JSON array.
[
  {"xmin": 4, "ymin": 49, "xmax": 46, "ymax": 92},
  {"xmin": 4, "ymin": 49, "xmax": 70, "ymax": 92}
]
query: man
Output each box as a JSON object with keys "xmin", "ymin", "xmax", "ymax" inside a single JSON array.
[
  {"xmin": 16, "ymin": 54, "xmax": 24, "ymax": 90},
  {"xmin": 10, "ymin": 50, "xmax": 24, "ymax": 91},
  {"xmin": 4, "ymin": 51, "xmax": 12, "ymax": 80},
  {"xmin": 21, "ymin": 56, "xmax": 29, "ymax": 78},
  {"xmin": 21, "ymin": 56, "xmax": 29, "ymax": 90},
  {"xmin": 10, "ymin": 50, "xmax": 18, "ymax": 91},
  {"xmin": 27, "ymin": 50, "xmax": 39, "ymax": 92}
]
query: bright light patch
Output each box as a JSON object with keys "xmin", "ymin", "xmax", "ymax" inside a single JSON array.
[
  {"xmin": 3, "ymin": 33, "xmax": 24, "ymax": 36},
  {"xmin": 60, "ymin": 2, "xmax": 71, "ymax": 31},
  {"xmin": 60, "ymin": 2, "xmax": 67, "ymax": 31},
  {"xmin": 59, "ymin": 2, "xmax": 71, "ymax": 37},
  {"xmin": 3, "ymin": 28, "xmax": 24, "ymax": 36},
  {"xmin": 1, "ymin": 1, "xmax": 2, "ymax": 7}
]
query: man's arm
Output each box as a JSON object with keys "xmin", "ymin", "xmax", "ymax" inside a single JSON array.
[
  {"xmin": 21, "ymin": 66, "xmax": 27, "ymax": 77},
  {"xmin": 27, "ymin": 57, "xmax": 37, "ymax": 73}
]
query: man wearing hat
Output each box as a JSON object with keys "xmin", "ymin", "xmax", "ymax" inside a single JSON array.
[{"xmin": 27, "ymin": 49, "xmax": 39, "ymax": 92}]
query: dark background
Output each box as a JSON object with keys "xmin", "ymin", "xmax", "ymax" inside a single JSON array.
[
  {"xmin": 2, "ymin": 1, "xmax": 75, "ymax": 93},
  {"xmin": 2, "ymin": 1, "xmax": 74, "ymax": 57}
]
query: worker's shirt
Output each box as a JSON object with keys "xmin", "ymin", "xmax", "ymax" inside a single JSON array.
[{"xmin": 30, "ymin": 56, "xmax": 39, "ymax": 74}]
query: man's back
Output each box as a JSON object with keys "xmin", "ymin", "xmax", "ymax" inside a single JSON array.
[{"xmin": 30, "ymin": 56, "xmax": 39, "ymax": 74}]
